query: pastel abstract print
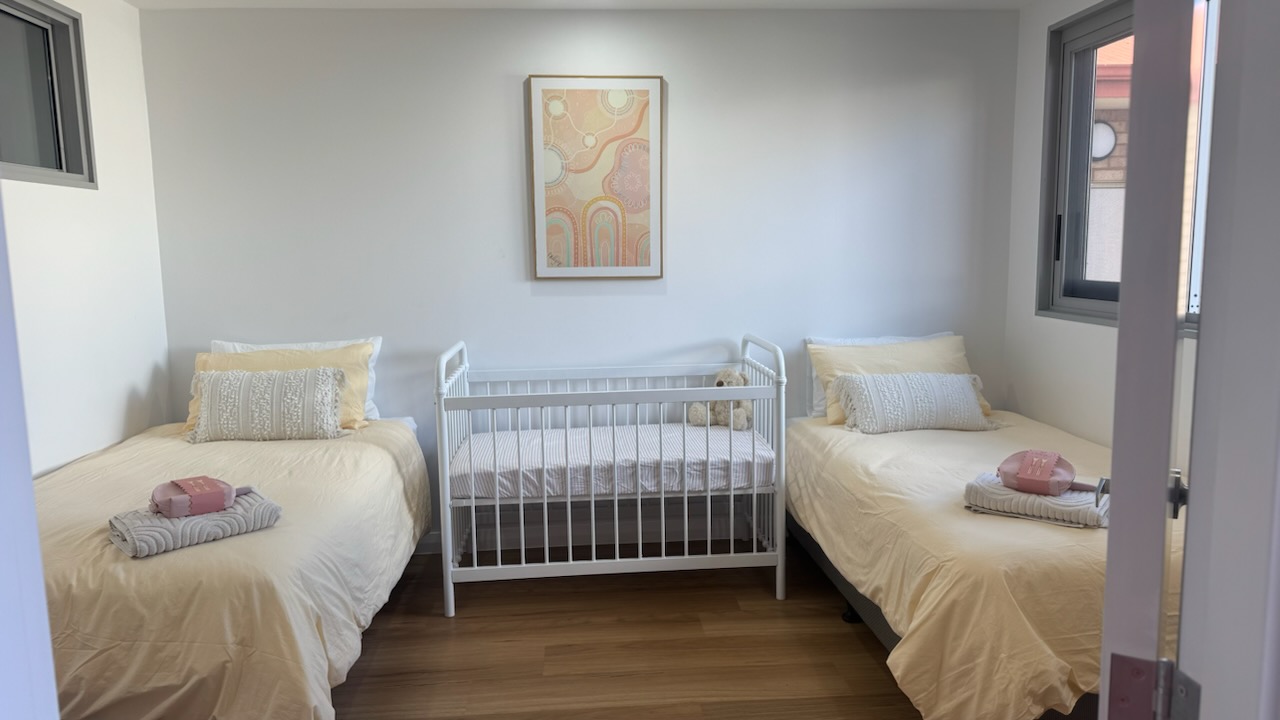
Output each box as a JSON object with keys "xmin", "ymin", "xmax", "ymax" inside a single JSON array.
[{"xmin": 531, "ymin": 76, "xmax": 662, "ymax": 278}]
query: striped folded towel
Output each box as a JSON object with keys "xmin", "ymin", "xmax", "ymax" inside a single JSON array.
[
  {"xmin": 964, "ymin": 472, "xmax": 1108, "ymax": 528},
  {"xmin": 109, "ymin": 488, "xmax": 283, "ymax": 558}
]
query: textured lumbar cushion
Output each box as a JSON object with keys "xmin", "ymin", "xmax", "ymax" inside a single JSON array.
[
  {"xmin": 189, "ymin": 368, "xmax": 345, "ymax": 443},
  {"xmin": 833, "ymin": 372, "xmax": 998, "ymax": 435},
  {"xmin": 211, "ymin": 337, "xmax": 383, "ymax": 420}
]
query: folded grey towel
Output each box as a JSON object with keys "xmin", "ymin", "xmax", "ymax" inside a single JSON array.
[
  {"xmin": 964, "ymin": 472, "xmax": 1108, "ymax": 528},
  {"xmin": 109, "ymin": 488, "xmax": 283, "ymax": 558}
]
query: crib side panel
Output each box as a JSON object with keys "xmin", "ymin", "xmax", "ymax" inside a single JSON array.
[{"xmin": 435, "ymin": 350, "xmax": 785, "ymax": 602}]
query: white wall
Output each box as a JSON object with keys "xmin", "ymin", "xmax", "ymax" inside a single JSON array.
[
  {"xmin": 1003, "ymin": 0, "xmax": 1196, "ymax": 460},
  {"xmin": 0, "ymin": 186, "xmax": 59, "ymax": 720},
  {"xmin": 1003, "ymin": 0, "xmax": 1119, "ymax": 448},
  {"xmin": 0, "ymin": 0, "xmax": 169, "ymax": 475},
  {"xmin": 141, "ymin": 8, "xmax": 1019, "ymax": 494}
]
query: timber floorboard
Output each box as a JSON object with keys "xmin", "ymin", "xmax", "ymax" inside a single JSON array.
[{"xmin": 331, "ymin": 540, "xmax": 921, "ymax": 719}]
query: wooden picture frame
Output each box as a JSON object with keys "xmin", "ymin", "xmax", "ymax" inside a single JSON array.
[{"xmin": 529, "ymin": 75, "xmax": 664, "ymax": 279}]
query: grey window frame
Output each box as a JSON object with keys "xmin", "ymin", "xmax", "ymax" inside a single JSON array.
[
  {"xmin": 0, "ymin": 0, "xmax": 94, "ymax": 189},
  {"xmin": 1037, "ymin": 0, "xmax": 1133, "ymax": 326}
]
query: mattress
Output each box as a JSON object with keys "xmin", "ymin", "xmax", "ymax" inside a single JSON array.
[
  {"xmin": 786, "ymin": 413, "xmax": 1183, "ymax": 720},
  {"xmin": 35, "ymin": 421, "xmax": 430, "ymax": 720},
  {"xmin": 449, "ymin": 424, "xmax": 775, "ymax": 500}
]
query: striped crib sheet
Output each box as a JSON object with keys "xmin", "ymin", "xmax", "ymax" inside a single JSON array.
[{"xmin": 449, "ymin": 424, "xmax": 775, "ymax": 500}]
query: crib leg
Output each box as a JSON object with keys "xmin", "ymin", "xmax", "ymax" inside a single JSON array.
[
  {"xmin": 842, "ymin": 602, "xmax": 863, "ymax": 624},
  {"xmin": 441, "ymin": 520, "xmax": 456, "ymax": 618},
  {"xmin": 443, "ymin": 576, "xmax": 455, "ymax": 618},
  {"xmin": 775, "ymin": 557, "xmax": 787, "ymax": 600}
]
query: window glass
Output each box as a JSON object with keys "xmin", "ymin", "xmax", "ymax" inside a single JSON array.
[
  {"xmin": 1083, "ymin": 36, "xmax": 1131, "ymax": 284},
  {"xmin": 1057, "ymin": 24, "xmax": 1131, "ymax": 305},
  {"xmin": 0, "ymin": 9, "xmax": 59, "ymax": 170}
]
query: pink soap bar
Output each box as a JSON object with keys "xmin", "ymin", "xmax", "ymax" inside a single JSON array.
[
  {"xmin": 150, "ymin": 476, "xmax": 235, "ymax": 518},
  {"xmin": 1017, "ymin": 450, "xmax": 1060, "ymax": 484},
  {"xmin": 998, "ymin": 450, "xmax": 1077, "ymax": 496}
]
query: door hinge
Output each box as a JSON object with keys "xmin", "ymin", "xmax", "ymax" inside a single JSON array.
[
  {"xmin": 1110, "ymin": 655, "xmax": 1200, "ymax": 720},
  {"xmin": 1168, "ymin": 661, "xmax": 1202, "ymax": 720}
]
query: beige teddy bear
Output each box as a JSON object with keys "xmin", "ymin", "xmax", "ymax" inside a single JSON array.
[{"xmin": 687, "ymin": 368, "xmax": 754, "ymax": 431}]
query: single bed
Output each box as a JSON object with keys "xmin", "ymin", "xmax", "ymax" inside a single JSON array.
[
  {"xmin": 787, "ymin": 412, "xmax": 1182, "ymax": 720},
  {"xmin": 35, "ymin": 420, "xmax": 430, "ymax": 720}
]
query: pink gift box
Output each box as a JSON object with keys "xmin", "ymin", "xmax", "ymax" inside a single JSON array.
[{"xmin": 149, "ymin": 476, "xmax": 235, "ymax": 518}]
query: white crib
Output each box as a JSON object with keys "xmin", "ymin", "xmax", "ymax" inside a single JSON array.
[{"xmin": 434, "ymin": 335, "xmax": 787, "ymax": 617}]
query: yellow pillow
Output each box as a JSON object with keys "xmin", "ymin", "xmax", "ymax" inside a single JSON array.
[
  {"xmin": 808, "ymin": 335, "xmax": 992, "ymax": 424},
  {"xmin": 185, "ymin": 343, "xmax": 374, "ymax": 432}
]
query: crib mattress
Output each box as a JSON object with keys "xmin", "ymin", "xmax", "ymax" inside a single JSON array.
[{"xmin": 449, "ymin": 424, "xmax": 775, "ymax": 500}]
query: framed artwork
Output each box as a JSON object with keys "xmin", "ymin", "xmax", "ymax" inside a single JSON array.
[{"xmin": 529, "ymin": 75, "xmax": 664, "ymax": 279}]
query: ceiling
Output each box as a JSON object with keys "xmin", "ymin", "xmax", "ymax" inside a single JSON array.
[{"xmin": 128, "ymin": 0, "xmax": 1026, "ymax": 11}]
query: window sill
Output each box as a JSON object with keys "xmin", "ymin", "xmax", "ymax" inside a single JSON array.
[
  {"xmin": 1036, "ymin": 307, "xmax": 1200, "ymax": 339},
  {"xmin": 1036, "ymin": 307, "xmax": 1119, "ymax": 328},
  {"xmin": 0, "ymin": 162, "xmax": 95, "ymax": 190}
]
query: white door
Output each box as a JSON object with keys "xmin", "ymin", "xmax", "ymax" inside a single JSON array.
[
  {"xmin": 0, "ymin": 185, "xmax": 60, "ymax": 714},
  {"xmin": 1101, "ymin": 0, "xmax": 1280, "ymax": 718},
  {"xmin": 1097, "ymin": 0, "xmax": 1194, "ymax": 711},
  {"xmin": 1175, "ymin": 0, "xmax": 1280, "ymax": 716}
]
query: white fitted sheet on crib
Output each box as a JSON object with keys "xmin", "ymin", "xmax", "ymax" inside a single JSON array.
[{"xmin": 449, "ymin": 424, "xmax": 775, "ymax": 500}]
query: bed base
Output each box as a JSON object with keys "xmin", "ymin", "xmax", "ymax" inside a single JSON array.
[
  {"xmin": 434, "ymin": 336, "xmax": 787, "ymax": 618},
  {"xmin": 786, "ymin": 514, "xmax": 1099, "ymax": 720}
]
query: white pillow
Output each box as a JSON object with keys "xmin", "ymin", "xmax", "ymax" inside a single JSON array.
[
  {"xmin": 804, "ymin": 332, "xmax": 953, "ymax": 417},
  {"xmin": 211, "ymin": 336, "xmax": 383, "ymax": 420},
  {"xmin": 833, "ymin": 372, "xmax": 997, "ymax": 435}
]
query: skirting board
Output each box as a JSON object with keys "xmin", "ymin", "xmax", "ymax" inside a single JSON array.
[
  {"xmin": 416, "ymin": 530, "xmax": 441, "ymax": 555},
  {"xmin": 786, "ymin": 514, "xmax": 1099, "ymax": 720}
]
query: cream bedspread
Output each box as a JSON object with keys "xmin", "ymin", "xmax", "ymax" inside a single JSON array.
[
  {"xmin": 35, "ymin": 421, "xmax": 430, "ymax": 720},
  {"xmin": 787, "ymin": 413, "xmax": 1182, "ymax": 720}
]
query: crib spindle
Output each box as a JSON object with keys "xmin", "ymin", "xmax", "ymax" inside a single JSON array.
[
  {"xmin": 705, "ymin": 395, "xmax": 712, "ymax": 557},
  {"xmin": 611, "ymin": 404, "xmax": 619, "ymax": 559},
  {"xmin": 469, "ymin": 409, "xmax": 478, "ymax": 567},
  {"xmin": 491, "ymin": 408, "xmax": 501, "ymax": 567},
  {"xmin": 541, "ymin": 407, "xmax": 549, "ymax": 563},
  {"xmin": 588, "ymin": 404, "xmax": 597, "ymax": 562},
  {"xmin": 565, "ymin": 404, "xmax": 573, "ymax": 563},
  {"xmin": 635, "ymin": 403, "xmax": 642, "ymax": 557},
  {"xmin": 659, "ymin": 401, "xmax": 667, "ymax": 558},
  {"xmin": 682, "ymin": 402, "xmax": 689, "ymax": 557},
  {"xmin": 751, "ymin": 406, "xmax": 759, "ymax": 553},
  {"xmin": 729, "ymin": 395, "xmax": 735, "ymax": 556},
  {"xmin": 516, "ymin": 408, "xmax": 526, "ymax": 566}
]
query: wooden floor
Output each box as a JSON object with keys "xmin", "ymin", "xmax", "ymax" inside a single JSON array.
[{"xmin": 331, "ymin": 541, "xmax": 922, "ymax": 719}]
